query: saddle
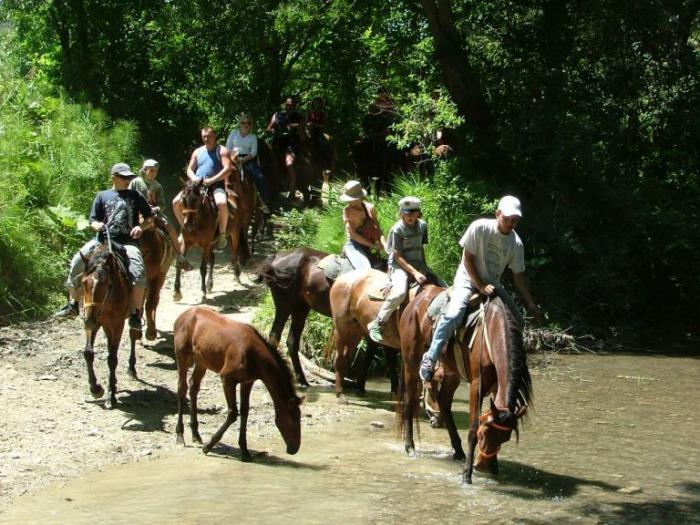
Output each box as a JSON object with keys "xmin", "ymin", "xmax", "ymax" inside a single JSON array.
[
  {"xmin": 108, "ymin": 241, "xmax": 132, "ymax": 283},
  {"xmin": 317, "ymin": 254, "xmax": 355, "ymax": 281}
]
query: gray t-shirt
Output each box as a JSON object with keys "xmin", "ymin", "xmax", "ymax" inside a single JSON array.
[
  {"xmin": 453, "ymin": 218, "xmax": 525, "ymax": 288},
  {"xmin": 386, "ymin": 218, "xmax": 428, "ymax": 271}
]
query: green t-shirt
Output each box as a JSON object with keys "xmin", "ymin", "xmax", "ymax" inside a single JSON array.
[{"xmin": 129, "ymin": 176, "xmax": 166, "ymax": 212}]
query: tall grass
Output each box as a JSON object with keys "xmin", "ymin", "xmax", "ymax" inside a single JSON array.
[{"xmin": 0, "ymin": 32, "xmax": 139, "ymax": 323}]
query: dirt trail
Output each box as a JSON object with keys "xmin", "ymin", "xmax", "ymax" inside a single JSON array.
[{"xmin": 0, "ymin": 255, "xmax": 342, "ymax": 510}]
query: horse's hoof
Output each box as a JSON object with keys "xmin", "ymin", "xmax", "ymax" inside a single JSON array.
[
  {"xmin": 202, "ymin": 445, "xmax": 211, "ymax": 455},
  {"xmin": 176, "ymin": 435, "xmax": 185, "ymax": 446},
  {"xmin": 127, "ymin": 368, "xmax": 138, "ymax": 380},
  {"xmin": 429, "ymin": 416, "xmax": 444, "ymax": 429},
  {"xmin": 105, "ymin": 397, "xmax": 117, "ymax": 410},
  {"xmin": 173, "ymin": 291, "xmax": 183, "ymax": 302},
  {"xmin": 463, "ymin": 474, "xmax": 473, "ymax": 485},
  {"xmin": 453, "ymin": 451, "xmax": 466, "ymax": 462},
  {"xmin": 206, "ymin": 283, "xmax": 213, "ymax": 293},
  {"xmin": 192, "ymin": 434, "xmax": 203, "ymax": 445},
  {"xmin": 145, "ymin": 328, "xmax": 157, "ymax": 341},
  {"xmin": 337, "ymin": 394, "xmax": 348, "ymax": 405},
  {"xmin": 405, "ymin": 446, "xmax": 416, "ymax": 457},
  {"xmin": 241, "ymin": 451, "xmax": 253, "ymax": 462},
  {"xmin": 90, "ymin": 384, "xmax": 105, "ymax": 399}
]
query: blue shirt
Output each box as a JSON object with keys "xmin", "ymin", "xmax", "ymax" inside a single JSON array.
[{"xmin": 195, "ymin": 145, "xmax": 223, "ymax": 180}]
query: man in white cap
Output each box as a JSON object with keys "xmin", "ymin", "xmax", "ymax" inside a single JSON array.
[
  {"xmin": 54, "ymin": 163, "xmax": 154, "ymax": 333},
  {"xmin": 367, "ymin": 196, "xmax": 442, "ymax": 343},
  {"xmin": 341, "ymin": 180, "xmax": 385, "ymax": 269},
  {"xmin": 419, "ymin": 195, "xmax": 541, "ymax": 381}
]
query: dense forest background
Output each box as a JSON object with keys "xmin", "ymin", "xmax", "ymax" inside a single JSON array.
[{"xmin": 1, "ymin": 1, "xmax": 698, "ymax": 339}]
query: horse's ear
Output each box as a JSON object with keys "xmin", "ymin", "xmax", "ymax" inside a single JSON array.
[{"xmin": 79, "ymin": 250, "xmax": 89, "ymax": 265}]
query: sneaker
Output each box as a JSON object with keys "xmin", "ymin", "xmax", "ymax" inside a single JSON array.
[
  {"xmin": 367, "ymin": 319, "xmax": 384, "ymax": 344},
  {"xmin": 128, "ymin": 313, "xmax": 143, "ymax": 331},
  {"xmin": 215, "ymin": 233, "xmax": 227, "ymax": 250},
  {"xmin": 261, "ymin": 204, "xmax": 271, "ymax": 215},
  {"xmin": 419, "ymin": 352, "xmax": 436, "ymax": 382},
  {"xmin": 54, "ymin": 301, "xmax": 79, "ymax": 318}
]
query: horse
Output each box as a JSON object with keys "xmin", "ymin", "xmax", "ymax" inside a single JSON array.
[
  {"xmin": 80, "ymin": 244, "xmax": 140, "ymax": 409},
  {"xmin": 173, "ymin": 306, "xmax": 302, "ymax": 460},
  {"xmin": 252, "ymin": 248, "xmax": 397, "ymax": 393},
  {"xmin": 328, "ymin": 269, "xmax": 404, "ymax": 402},
  {"xmin": 396, "ymin": 286, "xmax": 532, "ymax": 484},
  {"xmin": 173, "ymin": 172, "xmax": 253, "ymax": 301},
  {"xmin": 139, "ymin": 224, "xmax": 175, "ymax": 340}
]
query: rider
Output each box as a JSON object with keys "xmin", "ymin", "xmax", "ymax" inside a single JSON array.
[
  {"xmin": 172, "ymin": 127, "xmax": 232, "ymax": 250},
  {"xmin": 54, "ymin": 163, "xmax": 154, "ymax": 332},
  {"xmin": 129, "ymin": 159, "xmax": 192, "ymax": 270},
  {"xmin": 367, "ymin": 196, "xmax": 442, "ymax": 343},
  {"xmin": 341, "ymin": 180, "xmax": 385, "ymax": 269},
  {"xmin": 419, "ymin": 195, "xmax": 542, "ymax": 382},
  {"xmin": 266, "ymin": 96, "xmax": 304, "ymax": 199},
  {"xmin": 225, "ymin": 114, "xmax": 270, "ymax": 214}
]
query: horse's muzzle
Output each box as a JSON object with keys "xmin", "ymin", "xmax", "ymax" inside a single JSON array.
[{"xmin": 286, "ymin": 442, "xmax": 300, "ymax": 455}]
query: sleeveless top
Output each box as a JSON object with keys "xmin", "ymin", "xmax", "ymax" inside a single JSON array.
[
  {"xmin": 195, "ymin": 145, "xmax": 223, "ymax": 179},
  {"xmin": 357, "ymin": 203, "xmax": 381, "ymax": 244}
]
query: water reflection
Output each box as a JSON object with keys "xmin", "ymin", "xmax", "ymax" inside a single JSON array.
[{"xmin": 1, "ymin": 353, "xmax": 698, "ymax": 525}]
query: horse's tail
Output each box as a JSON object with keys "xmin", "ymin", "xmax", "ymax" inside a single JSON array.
[
  {"xmin": 250, "ymin": 250, "xmax": 305, "ymax": 291},
  {"xmin": 394, "ymin": 359, "xmax": 406, "ymax": 437},
  {"xmin": 238, "ymin": 229, "xmax": 250, "ymax": 265},
  {"xmin": 250, "ymin": 254, "xmax": 274, "ymax": 284}
]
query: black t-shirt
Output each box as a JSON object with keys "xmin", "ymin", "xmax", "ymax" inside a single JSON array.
[{"xmin": 89, "ymin": 189, "xmax": 153, "ymax": 245}]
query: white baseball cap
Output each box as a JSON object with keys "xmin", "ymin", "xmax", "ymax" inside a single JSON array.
[
  {"xmin": 140, "ymin": 159, "xmax": 159, "ymax": 173},
  {"xmin": 399, "ymin": 196, "xmax": 421, "ymax": 213},
  {"xmin": 497, "ymin": 195, "xmax": 522, "ymax": 217}
]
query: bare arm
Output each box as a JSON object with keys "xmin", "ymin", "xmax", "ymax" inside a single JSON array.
[
  {"xmin": 266, "ymin": 114, "xmax": 276, "ymax": 133},
  {"xmin": 464, "ymin": 250, "xmax": 492, "ymax": 294},
  {"xmin": 512, "ymin": 271, "xmax": 542, "ymax": 323},
  {"xmin": 186, "ymin": 150, "xmax": 199, "ymax": 182}
]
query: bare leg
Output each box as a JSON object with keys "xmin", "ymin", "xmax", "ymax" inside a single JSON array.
[
  {"xmin": 172, "ymin": 193, "xmax": 185, "ymax": 229},
  {"xmin": 203, "ymin": 376, "xmax": 238, "ymax": 454},
  {"xmin": 217, "ymin": 203, "xmax": 228, "ymax": 236}
]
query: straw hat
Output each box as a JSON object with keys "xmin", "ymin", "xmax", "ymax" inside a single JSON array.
[{"xmin": 340, "ymin": 180, "xmax": 367, "ymax": 202}]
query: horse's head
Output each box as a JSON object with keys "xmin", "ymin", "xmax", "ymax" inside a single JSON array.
[
  {"xmin": 475, "ymin": 398, "xmax": 527, "ymax": 471},
  {"xmin": 80, "ymin": 246, "xmax": 115, "ymax": 329},
  {"xmin": 181, "ymin": 179, "xmax": 205, "ymax": 228},
  {"xmin": 274, "ymin": 394, "xmax": 303, "ymax": 455}
]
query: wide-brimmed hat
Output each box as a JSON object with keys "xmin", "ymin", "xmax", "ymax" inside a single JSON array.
[
  {"xmin": 497, "ymin": 195, "xmax": 522, "ymax": 217},
  {"xmin": 110, "ymin": 162, "xmax": 136, "ymax": 178},
  {"xmin": 340, "ymin": 180, "xmax": 367, "ymax": 202},
  {"xmin": 140, "ymin": 159, "xmax": 159, "ymax": 173},
  {"xmin": 399, "ymin": 196, "xmax": 421, "ymax": 213}
]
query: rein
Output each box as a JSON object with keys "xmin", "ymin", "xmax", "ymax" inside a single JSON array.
[{"xmin": 476, "ymin": 408, "xmax": 512, "ymax": 459}]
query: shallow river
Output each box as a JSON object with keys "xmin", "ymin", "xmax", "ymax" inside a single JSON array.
[{"xmin": 2, "ymin": 353, "xmax": 698, "ymax": 524}]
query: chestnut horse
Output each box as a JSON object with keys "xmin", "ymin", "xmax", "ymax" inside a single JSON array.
[
  {"xmin": 173, "ymin": 169, "xmax": 255, "ymax": 301},
  {"xmin": 174, "ymin": 306, "xmax": 302, "ymax": 459},
  {"xmin": 253, "ymin": 248, "xmax": 397, "ymax": 392},
  {"xmin": 80, "ymin": 244, "xmax": 140, "ymax": 409},
  {"xmin": 140, "ymin": 225, "xmax": 174, "ymax": 340},
  {"xmin": 329, "ymin": 269, "xmax": 402, "ymax": 402},
  {"xmin": 396, "ymin": 286, "xmax": 531, "ymax": 484}
]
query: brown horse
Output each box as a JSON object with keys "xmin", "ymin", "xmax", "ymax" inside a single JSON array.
[
  {"xmin": 253, "ymin": 247, "xmax": 397, "ymax": 392},
  {"xmin": 173, "ymin": 306, "xmax": 302, "ymax": 460},
  {"xmin": 396, "ymin": 287, "xmax": 532, "ymax": 484},
  {"xmin": 140, "ymin": 225, "xmax": 174, "ymax": 340},
  {"xmin": 80, "ymin": 244, "xmax": 140, "ymax": 409},
  {"xmin": 173, "ymin": 170, "xmax": 254, "ymax": 301},
  {"xmin": 329, "ymin": 269, "xmax": 402, "ymax": 402}
]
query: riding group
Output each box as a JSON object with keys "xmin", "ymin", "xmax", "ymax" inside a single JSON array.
[{"xmin": 51, "ymin": 94, "xmax": 542, "ymax": 483}]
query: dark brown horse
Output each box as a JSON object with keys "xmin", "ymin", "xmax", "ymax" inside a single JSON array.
[
  {"xmin": 140, "ymin": 225, "xmax": 174, "ymax": 340},
  {"xmin": 173, "ymin": 171, "xmax": 253, "ymax": 301},
  {"xmin": 396, "ymin": 287, "xmax": 532, "ymax": 483},
  {"xmin": 253, "ymin": 248, "xmax": 397, "ymax": 392},
  {"xmin": 80, "ymin": 244, "xmax": 140, "ymax": 409},
  {"xmin": 174, "ymin": 306, "xmax": 302, "ymax": 460}
]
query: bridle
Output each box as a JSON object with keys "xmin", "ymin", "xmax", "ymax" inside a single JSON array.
[{"xmin": 476, "ymin": 409, "xmax": 513, "ymax": 459}]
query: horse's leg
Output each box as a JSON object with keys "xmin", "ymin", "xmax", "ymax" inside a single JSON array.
[
  {"xmin": 463, "ymin": 380, "xmax": 481, "ymax": 484},
  {"xmin": 83, "ymin": 327, "xmax": 103, "ymax": 398},
  {"xmin": 203, "ymin": 376, "xmax": 238, "ymax": 454},
  {"xmin": 189, "ymin": 364, "xmax": 207, "ymax": 444},
  {"xmin": 437, "ymin": 376, "xmax": 465, "ymax": 461},
  {"xmin": 105, "ymin": 324, "xmax": 124, "ymax": 409},
  {"xmin": 173, "ymin": 243, "xmax": 186, "ymax": 302},
  {"xmin": 175, "ymin": 351, "xmax": 193, "ymax": 445},
  {"xmin": 268, "ymin": 291, "xmax": 291, "ymax": 349},
  {"xmin": 128, "ymin": 323, "xmax": 138, "ymax": 379},
  {"xmin": 287, "ymin": 304, "xmax": 311, "ymax": 387},
  {"xmin": 334, "ymin": 327, "xmax": 362, "ymax": 403},
  {"xmin": 145, "ymin": 275, "xmax": 163, "ymax": 341},
  {"xmin": 199, "ymin": 248, "xmax": 209, "ymax": 301},
  {"xmin": 357, "ymin": 337, "xmax": 376, "ymax": 395},
  {"xmin": 386, "ymin": 347, "xmax": 399, "ymax": 394},
  {"xmin": 401, "ymin": 342, "xmax": 421, "ymax": 455},
  {"xmin": 206, "ymin": 246, "xmax": 215, "ymax": 294},
  {"xmin": 237, "ymin": 382, "xmax": 253, "ymax": 462}
]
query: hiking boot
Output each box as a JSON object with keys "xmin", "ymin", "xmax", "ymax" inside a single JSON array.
[
  {"xmin": 367, "ymin": 319, "xmax": 384, "ymax": 344},
  {"xmin": 419, "ymin": 352, "xmax": 436, "ymax": 382},
  {"xmin": 128, "ymin": 313, "xmax": 143, "ymax": 332},
  {"xmin": 54, "ymin": 301, "xmax": 79, "ymax": 318},
  {"xmin": 175, "ymin": 254, "xmax": 193, "ymax": 271},
  {"xmin": 215, "ymin": 233, "xmax": 228, "ymax": 250}
]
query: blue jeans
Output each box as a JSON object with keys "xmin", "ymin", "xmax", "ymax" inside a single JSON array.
[
  {"xmin": 243, "ymin": 160, "xmax": 270, "ymax": 206},
  {"xmin": 343, "ymin": 240, "xmax": 372, "ymax": 269},
  {"xmin": 426, "ymin": 284, "xmax": 475, "ymax": 361}
]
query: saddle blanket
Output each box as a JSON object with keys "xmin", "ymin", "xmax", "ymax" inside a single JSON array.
[{"xmin": 317, "ymin": 254, "xmax": 355, "ymax": 281}]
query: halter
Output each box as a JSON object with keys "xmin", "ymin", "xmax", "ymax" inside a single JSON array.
[{"xmin": 476, "ymin": 409, "xmax": 513, "ymax": 459}]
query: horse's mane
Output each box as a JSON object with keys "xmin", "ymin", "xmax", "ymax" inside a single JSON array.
[
  {"xmin": 250, "ymin": 325, "xmax": 298, "ymax": 394},
  {"xmin": 496, "ymin": 295, "xmax": 533, "ymax": 415},
  {"xmin": 85, "ymin": 246, "xmax": 111, "ymax": 277}
]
